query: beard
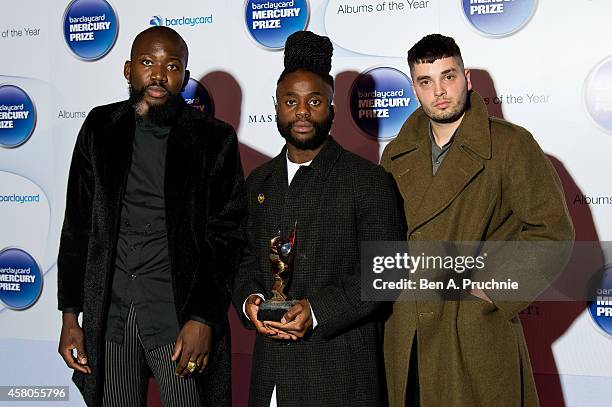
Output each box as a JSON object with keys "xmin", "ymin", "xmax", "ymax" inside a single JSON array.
[
  {"xmin": 277, "ymin": 110, "xmax": 334, "ymax": 151},
  {"xmin": 423, "ymin": 89, "xmax": 471, "ymax": 124},
  {"xmin": 128, "ymin": 83, "xmax": 184, "ymax": 126}
]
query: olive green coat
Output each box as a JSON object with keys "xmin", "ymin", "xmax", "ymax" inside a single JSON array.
[{"xmin": 381, "ymin": 91, "xmax": 574, "ymax": 407}]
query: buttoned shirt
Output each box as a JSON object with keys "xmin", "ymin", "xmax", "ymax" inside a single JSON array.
[{"xmin": 104, "ymin": 117, "xmax": 179, "ymax": 351}]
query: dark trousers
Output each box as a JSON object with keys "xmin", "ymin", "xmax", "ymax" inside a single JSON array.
[{"xmin": 102, "ymin": 304, "xmax": 201, "ymax": 407}]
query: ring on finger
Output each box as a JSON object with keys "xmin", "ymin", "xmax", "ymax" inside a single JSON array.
[{"xmin": 186, "ymin": 361, "xmax": 197, "ymax": 373}]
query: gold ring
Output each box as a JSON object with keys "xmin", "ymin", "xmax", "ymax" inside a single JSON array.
[{"xmin": 186, "ymin": 361, "xmax": 197, "ymax": 373}]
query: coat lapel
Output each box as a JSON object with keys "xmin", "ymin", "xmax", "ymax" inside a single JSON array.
[
  {"xmin": 96, "ymin": 102, "xmax": 135, "ymax": 216},
  {"xmin": 387, "ymin": 140, "xmax": 431, "ymax": 227},
  {"xmin": 289, "ymin": 138, "xmax": 342, "ymax": 255},
  {"xmin": 165, "ymin": 106, "xmax": 202, "ymax": 218},
  {"xmin": 413, "ymin": 141, "xmax": 484, "ymax": 230},
  {"xmin": 387, "ymin": 91, "xmax": 492, "ymax": 232},
  {"xmin": 386, "ymin": 107, "xmax": 431, "ymax": 227},
  {"xmin": 257, "ymin": 148, "xmax": 289, "ymax": 237}
]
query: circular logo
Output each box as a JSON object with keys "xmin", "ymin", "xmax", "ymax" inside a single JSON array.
[
  {"xmin": 588, "ymin": 264, "xmax": 612, "ymax": 337},
  {"xmin": 150, "ymin": 15, "xmax": 163, "ymax": 26},
  {"xmin": 63, "ymin": 0, "xmax": 119, "ymax": 61},
  {"xmin": 462, "ymin": 0, "xmax": 537, "ymax": 37},
  {"xmin": 181, "ymin": 78, "xmax": 215, "ymax": 116},
  {"xmin": 0, "ymin": 85, "xmax": 37, "ymax": 148},
  {"xmin": 0, "ymin": 248, "xmax": 43, "ymax": 310},
  {"xmin": 244, "ymin": 0, "xmax": 309, "ymax": 50},
  {"xmin": 349, "ymin": 67, "xmax": 418, "ymax": 141},
  {"xmin": 585, "ymin": 56, "xmax": 612, "ymax": 134}
]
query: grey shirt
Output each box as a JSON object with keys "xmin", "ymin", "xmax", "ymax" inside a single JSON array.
[{"xmin": 430, "ymin": 124, "xmax": 456, "ymax": 175}]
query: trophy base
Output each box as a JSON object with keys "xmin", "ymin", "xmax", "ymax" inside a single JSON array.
[{"xmin": 257, "ymin": 300, "xmax": 299, "ymax": 322}]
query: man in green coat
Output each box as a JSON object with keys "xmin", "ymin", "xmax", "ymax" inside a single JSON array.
[{"xmin": 381, "ymin": 34, "xmax": 574, "ymax": 407}]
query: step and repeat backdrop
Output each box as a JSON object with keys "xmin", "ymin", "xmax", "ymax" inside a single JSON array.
[{"xmin": 1, "ymin": 1, "xmax": 611, "ymax": 406}]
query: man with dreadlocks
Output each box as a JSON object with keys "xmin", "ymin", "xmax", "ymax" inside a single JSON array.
[{"xmin": 233, "ymin": 31, "xmax": 405, "ymax": 406}]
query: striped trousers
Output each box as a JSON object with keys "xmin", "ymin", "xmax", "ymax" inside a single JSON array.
[{"xmin": 102, "ymin": 304, "xmax": 202, "ymax": 407}]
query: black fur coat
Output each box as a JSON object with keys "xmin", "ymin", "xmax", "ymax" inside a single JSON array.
[{"xmin": 57, "ymin": 100, "xmax": 246, "ymax": 406}]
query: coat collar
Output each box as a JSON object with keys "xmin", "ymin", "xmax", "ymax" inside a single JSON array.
[
  {"xmin": 261, "ymin": 136, "xmax": 343, "ymax": 184},
  {"xmin": 386, "ymin": 91, "xmax": 491, "ymax": 231},
  {"xmin": 107, "ymin": 100, "xmax": 133, "ymax": 126},
  {"xmin": 386, "ymin": 90, "xmax": 492, "ymax": 161},
  {"xmin": 103, "ymin": 99, "xmax": 200, "ymax": 148},
  {"xmin": 308, "ymin": 136, "xmax": 343, "ymax": 180},
  {"xmin": 95, "ymin": 100, "xmax": 202, "ymax": 227}
]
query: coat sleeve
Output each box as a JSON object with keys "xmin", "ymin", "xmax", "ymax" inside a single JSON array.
[
  {"xmin": 477, "ymin": 128, "xmax": 575, "ymax": 319},
  {"xmin": 231, "ymin": 177, "xmax": 269, "ymax": 329},
  {"xmin": 503, "ymin": 129, "xmax": 574, "ymax": 242},
  {"xmin": 309, "ymin": 166, "xmax": 406, "ymax": 339},
  {"xmin": 57, "ymin": 111, "xmax": 95, "ymax": 312},
  {"xmin": 184, "ymin": 128, "xmax": 247, "ymax": 326}
]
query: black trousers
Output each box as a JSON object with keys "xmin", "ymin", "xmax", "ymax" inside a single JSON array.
[{"xmin": 102, "ymin": 304, "xmax": 201, "ymax": 407}]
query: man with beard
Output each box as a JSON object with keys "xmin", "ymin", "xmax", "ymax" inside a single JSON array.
[
  {"xmin": 57, "ymin": 26, "xmax": 245, "ymax": 406},
  {"xmin": 232, "ymin": 31, "xmax": 405, "ymax": 407},
  {"xmin": 382, "ymin": 34, "xmax": 574, "ymax": 406}
]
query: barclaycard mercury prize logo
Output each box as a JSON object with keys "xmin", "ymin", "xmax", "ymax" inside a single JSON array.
[
  {"xmin": 0, "ymin": 248, "xmax": 43, "ymax": 310},
  {"xmin": 181, "ymin": 78, "xmax": 214, "ymax": 116},
  {"xmin": 245, "ymin": 0, "xmax": 310, "ymax": 50},
  {"xmin": 0, "ymin": 85, "xmax": 37, "ymax": 148},
  {"xmin": 588, "ymin": 264, "xmax": 612, "ymax": 337},
  {"xmin": 585, "ymin": 56, "xmax": 612, "ymax": 134},
  {"xmin": 462, "ymin": 0, "xmax": 537, "ymax": 37},
  {"xmin": 349, "ymin": 67, "xmax": 418, "ymax": 141},
  {"xmin": 63, "ymin": 0, "xmax": 119, "ymax": 61}
]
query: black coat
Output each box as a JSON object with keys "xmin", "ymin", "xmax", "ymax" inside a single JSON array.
[
  {"xmin": 57, "ymin": 101, "xmax": 246, "ymax": 406},
  {"xmin": 233, "ymin": 138, "xmax": 405, "ymax": 407}
]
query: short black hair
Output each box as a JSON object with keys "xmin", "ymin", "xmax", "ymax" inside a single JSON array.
[
  {"xmin": 407, "ymin": 34, "xmax": 463, "ymax": 72},
  {"xmin": 277, "ymin": 30, "xmax": 334, "ymax": 90},
  {"xmin": 130, "ymin": 26, "xmax": 189, "ymax": 65}
]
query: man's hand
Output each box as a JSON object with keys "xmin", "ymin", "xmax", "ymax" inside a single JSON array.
[
  {"xmin": 244, "ymin": 294, "xmax": 295, "ymax": 340},
  {"xmin": 172, "ymin": 320, "xmax": 212, "ymax": 377},
  {"xmin": 265, "ymin": 299, "xmax": 313, "ymax": 339},
  {"xmin": 58, "ymin": 313, "xmax": 91, "ymax": 374}
]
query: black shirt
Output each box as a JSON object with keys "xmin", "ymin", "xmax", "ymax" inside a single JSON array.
[{"xmin": 104, "ymin": 117, "xmax": 180, "ymax": 351}]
